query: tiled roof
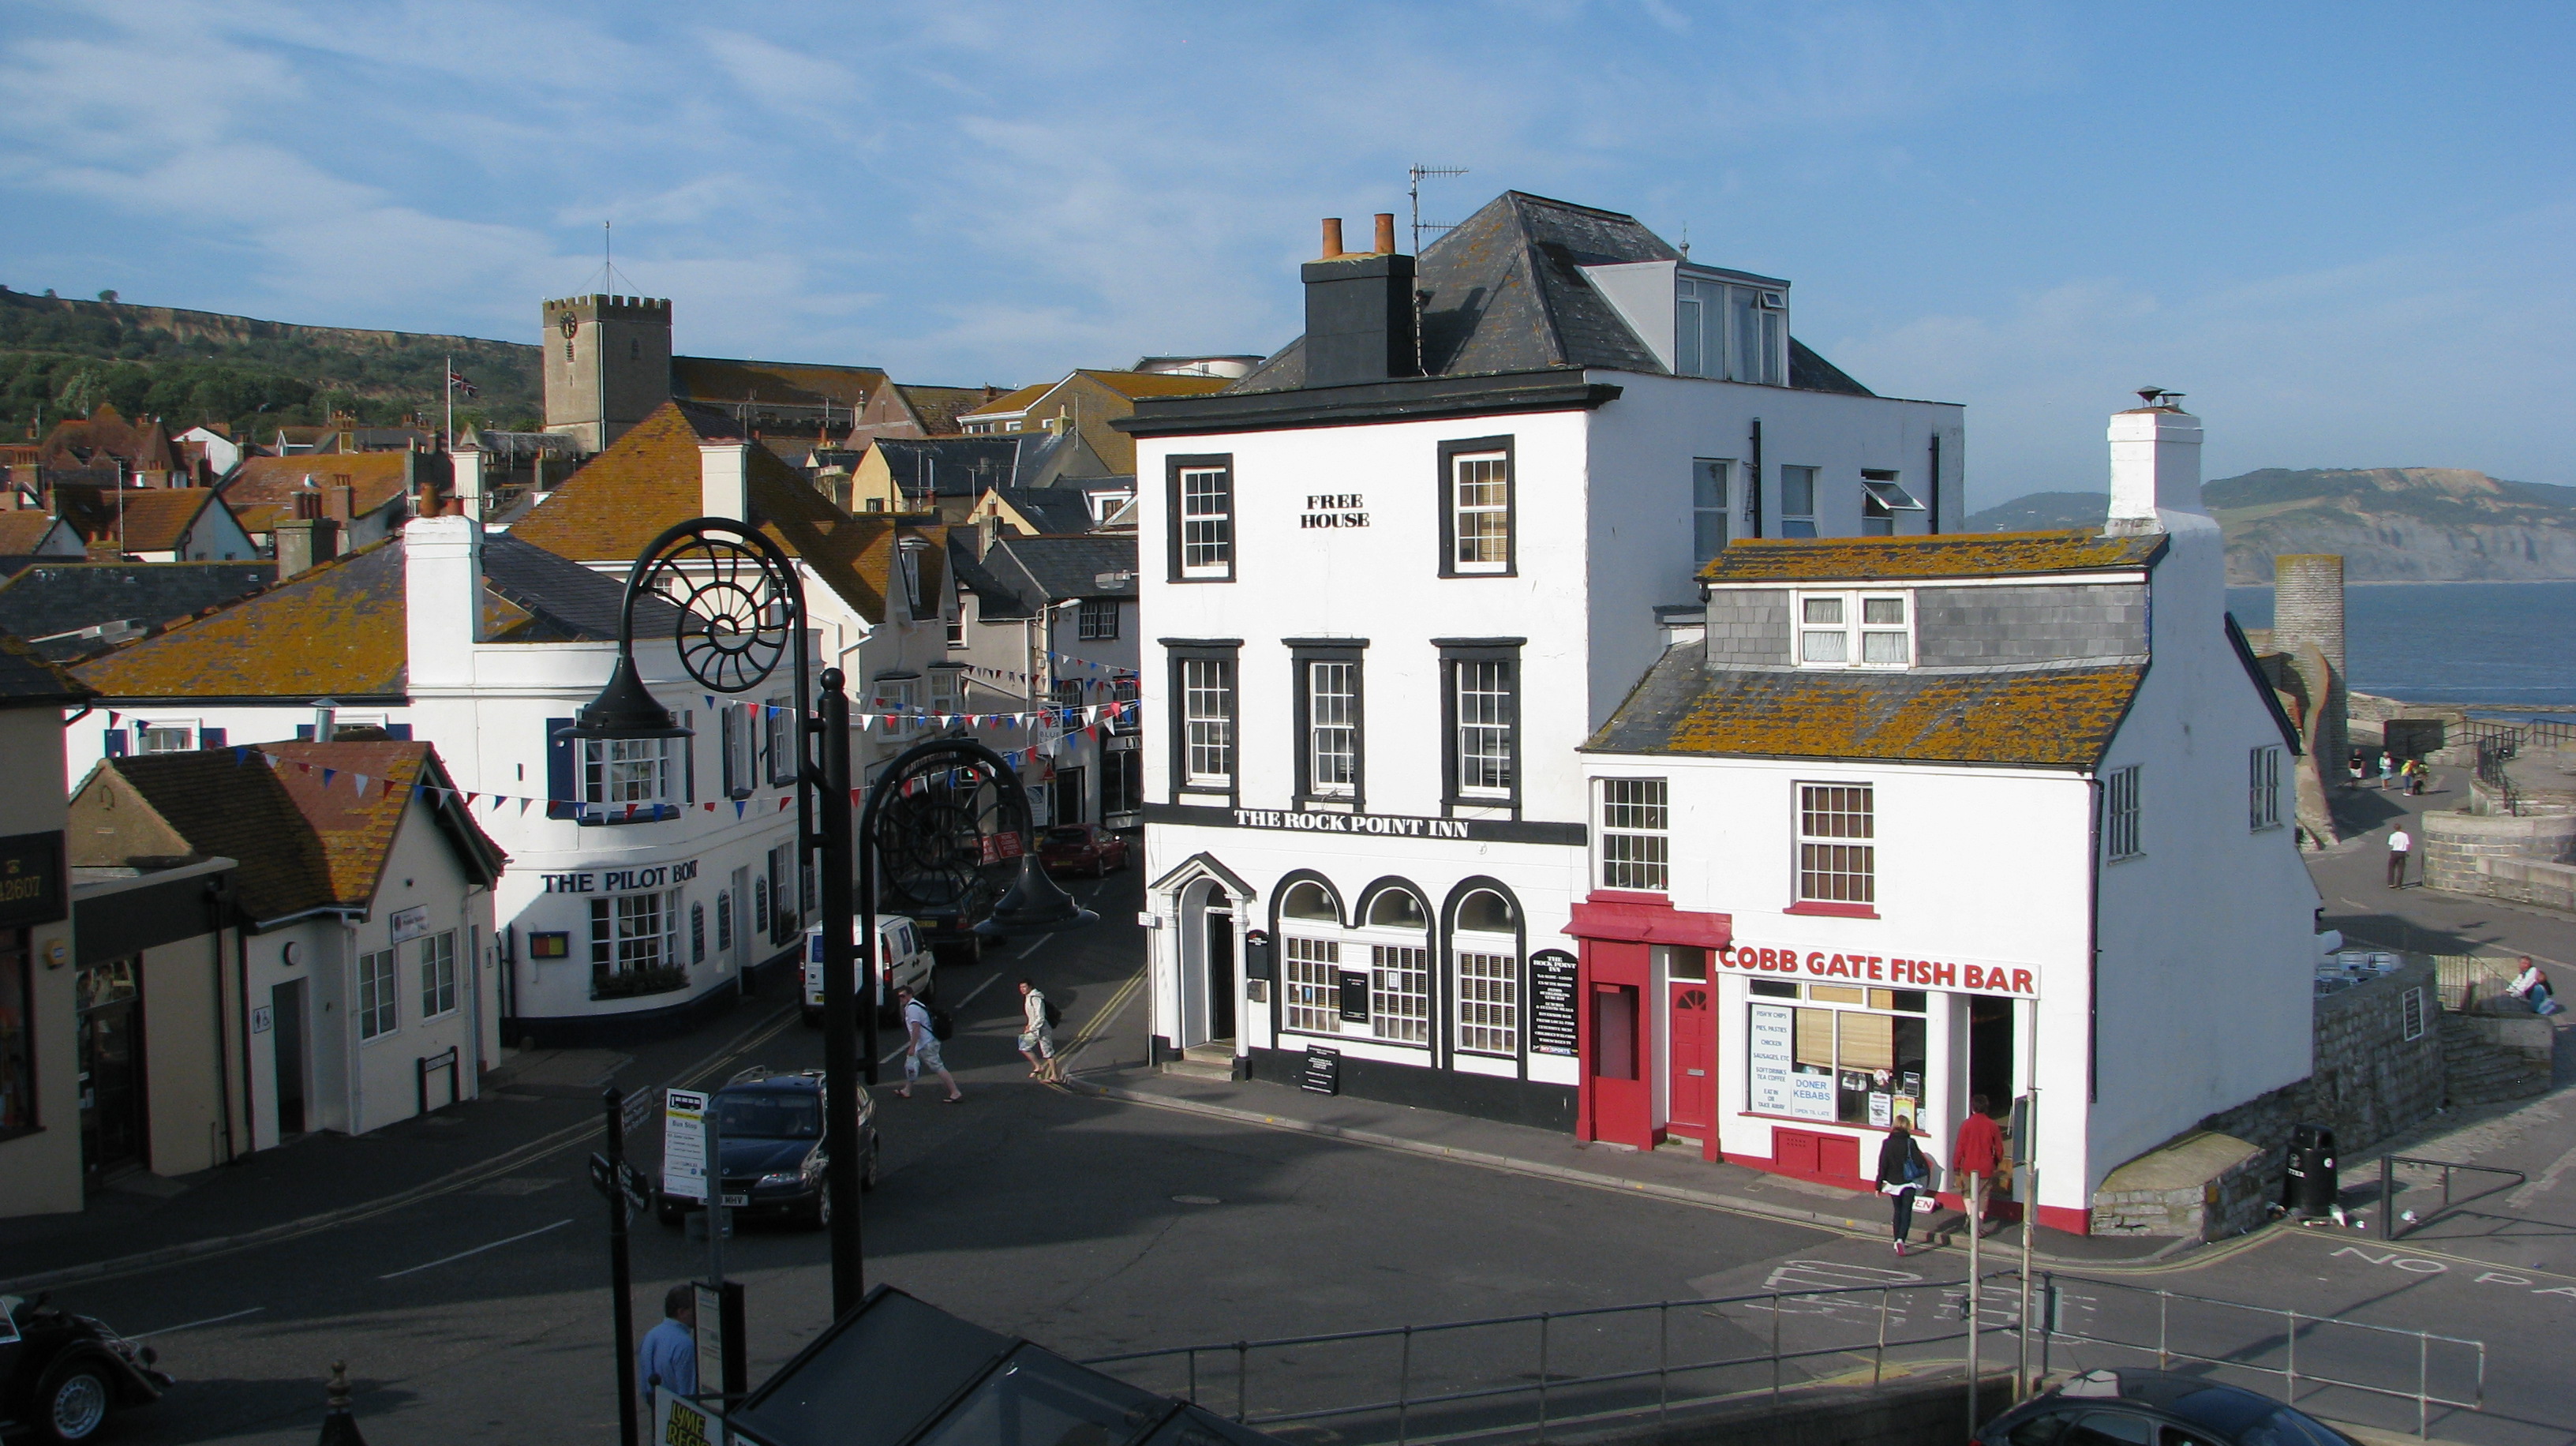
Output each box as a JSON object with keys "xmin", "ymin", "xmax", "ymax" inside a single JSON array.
[
  {"xmin": 946, "ymin": 536, "xmax": 1035, "ymax": 623},
  {"xmin": 0, "ymin": 631, "xmax": 94, "ymax": 705},
  {"xmin": 225, "ymin": 453, "xmax": 414, "ymax": 519},
  {"xmin": 63, "ymin": 487, "xmax": 225, "ymax": 553},
  {"xmin": 82, "ymin": 742, "xmax": 502, "ymax": 923},
  {"xmin": 37, "ymin": 404, "xmax": 180, "ymax": 473},
  {"xmin": 74, "ymin": 539, "xmax": 410, "ymax": 699},
  {"xmin": 1699, "ymin": 530, "xmax": 2168, "ymax": 584},
  {"xmin": 0, "ymin": 560, "xmax": 276, "ymax": 658},
  {"xmin": 1073, "ymin": 370, "xmax": 1233, "ymax": 401},
  {"xmin": 958, "ymin": 383, "xmax": 1050, "ymax": 418},
  {"xmin": 1585, "ymin": 642, "xmax": 2145, "ymax": 767},
  {"xmin": 0, "ymin": 513, "xmax": 73, "ymax": 553},
  {"xmin": 867, "ymin": 437, "xmax": 1026, "ymax": 497},
  {"xmin": 897, "ymin": 384, "xmax": 1007, "ymax": 435},
  {"xmin": 507, "ymin": 401, "xmax": 929, "ymax": 624},
  {"xmin": 1229, "ymin": 191, "xmax": 1875, "ymax": 396},
  {"xmin": 481, "ymin": 534, "xmax": 685, "ymax": 643},
  {"xmin": 981, "ymin": 486, "xmax": 1095, "ymax": 536},
  {"xmin": 672, "ymin": 357, "xmax": 886, "ymax": 410}
]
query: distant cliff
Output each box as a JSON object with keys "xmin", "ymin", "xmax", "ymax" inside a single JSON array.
[{"xmin": 1966, "ymin": 469, "xmax": 2576, "ymax": 583}]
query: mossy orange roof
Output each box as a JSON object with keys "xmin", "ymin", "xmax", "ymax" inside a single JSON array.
[
  {"xmin": 1700, "ymin": 530, "xmax": 2166, "ymax": 585},
  {"xmin": 1076, "ymin": 369, "xmax": 1234, "ymax": 400},
  {"xmin": 73, "ymin": 539, "xmax": 410, "ymax": 699},
  {"xmin": 1587, "ymin": 644, "xmax": 2144, "ymax": 767},
  {"xmin": 226, "ymin": 452, "xmax": 414, "ymax": 515}
]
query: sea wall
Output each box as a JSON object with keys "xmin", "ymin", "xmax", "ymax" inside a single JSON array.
[{"xmin": 2422, "ymin": 810, "xmax": 2576, "ymax": 896}]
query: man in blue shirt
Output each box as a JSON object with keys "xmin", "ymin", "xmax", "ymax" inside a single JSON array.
[{"xmin": 638, "ymin": 1283, "xmax": 697, "ymax": 1409}]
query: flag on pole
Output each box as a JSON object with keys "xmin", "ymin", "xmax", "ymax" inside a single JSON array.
[{"xmin": 446, "ymin": 369, "xmax": 478, "ymax": 397}]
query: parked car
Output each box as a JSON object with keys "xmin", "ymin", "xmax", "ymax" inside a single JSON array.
[
  {"xmin": 1975, "ymin": 1370, "xmax": 2361, "ymax": 1446},
  {"xmin": 1039, "ymin": 824, "xmax": 1129, "ymax": 877},
  {"xmin": 803, "ymin": 915, "xmax": 935, "ymax": 1027},
  {"xmin": 0, "ymin": 1292, "xmax": 170, "ymax": 1444},
  {"xmin": 654, "ymin": 1068, "xmax": 877, "ymax": 1231}
]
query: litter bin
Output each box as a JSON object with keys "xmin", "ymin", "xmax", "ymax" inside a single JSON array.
[{"xmin": 2284, "ymin": 1122, "xmax": 2338, "ymax": 1216}]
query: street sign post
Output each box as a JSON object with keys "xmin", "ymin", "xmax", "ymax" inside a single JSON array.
[{"xmin": 664, "ymin": 1089, "xmax": 709, "ymax": 1202}]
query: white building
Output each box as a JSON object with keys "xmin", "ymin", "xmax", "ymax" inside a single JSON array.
[
  {"xmin": 1576, "ymin": 401, "xmax": 2319, "ymax": 1232},
  {"xmin": 1118, "ymin": 193, "xmax": 1962, "ymax": 1123}
]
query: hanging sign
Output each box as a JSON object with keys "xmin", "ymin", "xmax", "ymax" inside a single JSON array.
[
  {"xmin": 1527, "ymin": 950, "xmax": 1579, "ymax": 1057},
  {"xmin": 662, "ymin": 1089, "xmax": 710, "ymax": 1203}
]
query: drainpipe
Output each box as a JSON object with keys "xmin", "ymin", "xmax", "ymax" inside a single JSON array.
[
  {"xmin": 2086, "ymin": 777, "xmax": 2102, "ymax": 1107},
  {"xmin": 1928, "ymin": 432, "xmax": 1943, "ymax": 537},
  {"xmin": 1746, "ymin": 418, "xmax": 1764, "ymax": 539},
  {"xmin": 235, "ymin": 920, "xmax": 256, "ymax": 1156},
  {"xmin": 344, "ymin": 917, "xmax": 362, "ymax": 1133},
  {"xmin": 205, "ymin": 878, "xmax": 238, "ymax": 1164}
]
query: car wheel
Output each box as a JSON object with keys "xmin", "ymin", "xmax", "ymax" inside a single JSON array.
[
  {"xmin": 805, "ymin": 1186, "xmax": 832, "ymax": 1231},
  {"xmin": 861, "ymin": 1137, "xmax": 881, "ymax": 1193},
  {"xmin": 37, "ymin": 1358, "xmax": 114, "ymax": 1444}
]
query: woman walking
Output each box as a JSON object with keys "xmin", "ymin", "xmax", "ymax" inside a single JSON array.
[
  {"xmin": 1017, "ymin": 978, "xmax": 1063, "ymax": 1082},
  {"xmin": 1877, "ymin": 1118, "xmax": 1931, "ymax": 1257}
]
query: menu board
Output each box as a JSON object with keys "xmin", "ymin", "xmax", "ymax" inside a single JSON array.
[
  {"xmin": 1528, "ymin": 951, "xmax": 1579, "ymax": 1056},
  {"xmin": 1787, "ymin": 1070, "xmax": 1837, "ymax": 1121},
  {"xmin": 1748, "ymin": 1004, "xmax": 1795, "ymax": 1114}
]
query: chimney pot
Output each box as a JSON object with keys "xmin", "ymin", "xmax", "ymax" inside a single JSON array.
[
  {"xmin": 1374, "ymin": 213, "xmax": 1396, "ymax": 255},
  {"xmin": 1320, "ymin": 218, "xmax": 1345, "ymax": 260}
]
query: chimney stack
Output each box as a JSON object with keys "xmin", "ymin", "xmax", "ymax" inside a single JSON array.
[
  {"xmin": 700, "ymin": 440, "xmax": 752, "ymax": 522},
  {"xmin": 327, "ymin": 484, "xmax": 355, "ymax": 523},
  {"xmin": 2104, "ymin": 392, "xmax": 2204, "ymax": 534},
  {"xmin": 274, "ymin": 517, "xmax": 340, "ymax": 578},
  {"xmin": 1301, "ymin": 215, "xmax": 1421, "ymax": 388},
  {"xmin": 453, "ymin": 445, "xmax": 487, "ymax": 520}
]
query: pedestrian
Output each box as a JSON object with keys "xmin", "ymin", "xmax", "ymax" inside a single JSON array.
[
  {"xmin": 2378, "ymin": 750, "xmax": 2395, "ymax": 789},
  {"xmin": 2386, "ymin": 826, "xmax": 2413, "ymax": 888},
  {"xmin": 1876, "ymin": 1117, "xmax": 1931, "ymax": 1257},
  {"xmin": 638, "ymin": 1284, "xmax": 696, "ymax": 1409},
  {"xmin": 895, "ymin": 984, "xmax": 962, "ymax": 1102},
  {"xmin": 2509, "ymin": 957, "xmax": 2566, "ymax": 1017},
  {"xmin": 1017, "ymin": 978, "xmax": 1061, "ymax": 1083},
  {"xmin": 2348, "ymin": 752, "xmax": 2366, "ymax": 789},
  {"xmin": 1953, "ymin": 1095, "xmax": 2005, "ymax": 1236}
]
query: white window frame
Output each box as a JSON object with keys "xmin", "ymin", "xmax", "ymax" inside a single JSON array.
[
  {"xmin": 592, "ymin": 889, "xmax": 682, "ymax": 976},
  {"xmin": 764, "ymin": 695, "xmax": 795, "ymax": 784},
  {"xmin": 1451, "ymin": 901, "xmax": 1520, "ymax": 1058},
  {"xmin": 1181, "ymin": 657, "xmax": 1234, "ymax": 789},
  {"xmin": 1597, "ymin": 777, "xmax": 1672, "ymax": 892},
  {"xmin": 929, "ymin": 668, "xmax": 960, "ymax": 716},
  {"xmin": 358, "ymin": 948, "xmax": 398, "ymax": 1040},
  {"xmin": 1368, "ymin": 942, "xmax": 1431, "ymax": 1047},
  {"xmin": 1454, "ymin": 660, "xmax": 1515, "ymax": 800},
  {"xmin": 583, "ymin": 737, "xmax": 670, "ymax": 809},
  {"xmin": 1306, "ymin": 659, "xmax": 1358, "ymax": 799},
  {"xmin": 1449, "ymin": 450, "xmax": 1511, "ymax": 575},
  {"xmin": 1778, "ymin": 465, "xmax": 1820, "ymax": 538},
  {"xmin": 134, "ymin": 721, "xmax": 198, "ymax": 753},
  {"xmin": 2248, "ymin": 746, "xmax": 2282, "ymax": 831},
  {"xmin": 1795, "ymin": 782, "xmax": 1876, "ymax": 907},
  {"xmin": 721, "ymin": 705, "xmax": 754, "ymax": 798},
  {"xmin": 2104, "ymin": 765, "xmax": 2144, "ymax": 861},
  {"xmin": 1282, "ymin": 935, "xmax": 1342, "ymax": 1036},
  {"xmin": 1693, "ymin": 459, "xmax": 1733, "ymax": 564},
  {"xmin": 417, "ymin": 930, "xmax": 457, "ymax": 1020},
  {"xmin": 1795, "ymin": 590, "xmax": 1913, "ymax": 669},
  {"xmin": 1178, "ymin": 466, "xmax": 1233, "ymax": 578}
]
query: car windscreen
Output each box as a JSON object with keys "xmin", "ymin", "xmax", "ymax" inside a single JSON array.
[
  {"xmin": 1045, "ymin": 827, "xmax": 1090, "ymax": 843},
  {"xmin": 719, "ymin": 1093, "xmax": 822, "ymax": 1139},
  {"xmin": 2160, "ymin": 1385, "xmax": 2278, "ymax": 1437}
]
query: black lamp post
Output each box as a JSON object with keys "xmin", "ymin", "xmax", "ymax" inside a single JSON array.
[{"xmin": 564, "ymin": 518, "xmax": 1095, "ymax": 1329}]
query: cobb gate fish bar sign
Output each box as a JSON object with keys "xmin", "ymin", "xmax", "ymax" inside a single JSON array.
[{"xmin": 1717, "ymin": 942, "xmax": 2040, "ymax": 998}]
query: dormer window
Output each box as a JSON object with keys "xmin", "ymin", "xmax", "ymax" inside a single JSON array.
[
  {"xmin": 1674, "ymin": 274, "xmax": 1785, "ymax": 385},
  {"xmin": 1797, "ymin": 592, "xmax": 1911, "ymax": 669}
]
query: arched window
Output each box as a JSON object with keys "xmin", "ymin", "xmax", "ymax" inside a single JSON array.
[
  {"xmin": 1357, "ymin": 885, "xmax": 1431, "ymax": 1046},
  {"xmin": 1451, "ymin": 885, "xmax": 1522, "ymax": 1057},
  {"xmin": 1277, "ymin": 878, "xmax": 1343, "ymax": 1036},
  {"xmin": 1281, "ymin": 881, "xmax": 1338, "ymax": 921}
]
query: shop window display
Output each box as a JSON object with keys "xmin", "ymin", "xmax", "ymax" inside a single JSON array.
[{"xmin": 1747, "ymin": 980, "xmax": 1926, "ymax": 1127}]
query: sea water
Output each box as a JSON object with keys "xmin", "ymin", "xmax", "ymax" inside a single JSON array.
[{"xmin": 2226, "ymin": 580, "xmax": 2576, "ymax": 712}]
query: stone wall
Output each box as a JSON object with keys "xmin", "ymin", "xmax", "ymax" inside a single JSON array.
[
  {"xmin": 2421, "ymin": 810, "xmax": 2576, "ymax": 895},
  {"xmin": 1701, "ymin": 588, "xmax": 1791, "ymax": 666},
  {"xmin": 2479, "ymin": 856, "xmax": 2576, "ymax": 912},
  {"xmin": 2095, "ymin": 958, "xmax": 2445, "ymax": 1235},
  {"xmin": 2271, "ymin": 555, "xmax": 2347, "ymax": 769}
]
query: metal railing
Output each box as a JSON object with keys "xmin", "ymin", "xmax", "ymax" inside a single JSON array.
[
  {"xmin": 1085, "ymin": 1270, "xmax": 2485, "ymax": 1445},
  {"xmin": 2032, "ymin": 1273, "xmax": 2483, "ymax": 1439},
  {"xmin": 2377, "ymin": 1155, "xmax": 2529, "ymax": 1241},
  {"xmin": 2471, "ymin": 732, "xmax": 2523, "ymax": 815}
]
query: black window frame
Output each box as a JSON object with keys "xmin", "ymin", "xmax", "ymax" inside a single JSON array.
[
  {"xmin": 1076, "ymin": 597, "xmax": 1121, "ymax": 640},
  {"xmin": 1166, "ymin": 452, "xmax": 1237, "ymax": 583},
  {"xmin": 1163, "ymin": 638, "xmax": 1242, "ymax": 804},
  {"xmin": 1436, "ymin": 435, "xmax": 1517, "ymax": 579},
  {"xmin": 1436, "ymin": 637, "xmax": 1524, "ymax": 817},
  {"xmin": 1288, "ymin": 638, "xmax": 1368, "ymax": 811}
]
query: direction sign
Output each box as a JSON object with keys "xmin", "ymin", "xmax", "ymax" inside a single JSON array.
[{"xmin": 664, "ymin": 1089, "xmax": 710, "ymax": 1203}]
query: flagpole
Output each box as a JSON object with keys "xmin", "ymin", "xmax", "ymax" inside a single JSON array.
[{"xmin": 444, "ymin": 354, "xmax": 454, "ymax": 452}]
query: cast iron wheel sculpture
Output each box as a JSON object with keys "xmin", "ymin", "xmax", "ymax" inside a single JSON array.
[
  {"xmin": 635, "ymin": 526, "xmax": 796, "ymax": 696},
  {"xmin": 867, "ymin": 744, "xmax": 1026, "ymax": 924}
]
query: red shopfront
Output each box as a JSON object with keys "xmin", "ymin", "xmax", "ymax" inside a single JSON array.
[{"xmin": 1567, "ymin": 890, "xmax": 1732, "ymax": 1158}]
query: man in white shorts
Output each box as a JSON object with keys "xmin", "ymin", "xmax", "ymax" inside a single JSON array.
[{"xmin": 895, "ymin": 985, "xmax": 961, "ymax": 1102}]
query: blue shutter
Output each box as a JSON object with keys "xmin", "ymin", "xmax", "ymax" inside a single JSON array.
[
  {"xmin": 200, "ymin": 727, "xmax": 227, "ymax": 750},
  {"xmin": 546, "ymin": 717, "xmax": 578, "ymax": 820},
  {"xmin": 683, "ymin": 710, "xmax": 696, "ymax": 804},
  {"xmin": 103, "ymin": 729, "xmax": 128, "ymax": 757},
  {"xmin": 386, "ymin": 724, "xmax": 413, "ymax": 740}
]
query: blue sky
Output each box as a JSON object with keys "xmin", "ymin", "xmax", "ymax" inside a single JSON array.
[{"xmin": 2, "ymin": 1, "xmax": 2568, "ymax": 505}]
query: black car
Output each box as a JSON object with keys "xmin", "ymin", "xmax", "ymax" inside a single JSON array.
[
  {"xmin": 0, "ymin": 1293, "xmax": 171, "ymax": 1444},
  {"xmin": 655, "ymin": 1069, "xmax": 878, "ymax": 1231},
  {"xmin": 1976, "ymin": 1370, "xmax": 2361, "ymax": 1446}
]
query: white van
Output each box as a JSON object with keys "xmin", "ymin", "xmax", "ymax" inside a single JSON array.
[{"xmin": 802, "ymin": 914, "xmax": 935, "ymax": 1026}]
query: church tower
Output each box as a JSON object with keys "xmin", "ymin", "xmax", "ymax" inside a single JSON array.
[{"xmin": 541, "ymin": 294, "xmax": 672, "ymax": 454}]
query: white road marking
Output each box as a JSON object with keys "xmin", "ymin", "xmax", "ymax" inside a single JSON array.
[
  {"xmin": 953, "ymin": 972, "xmax": 1008, "ymax": 1009},
  {"xmin": 378, "ymin": 1218, "xmax": 572, "ymax": 1279},
  {"xmin": 1013, "ymin": 932, "xmax": 1057, "ymax": 960},
  {"xmin": 134, "ymin": 1306, "xmax": 265, "ymax": 1338}
]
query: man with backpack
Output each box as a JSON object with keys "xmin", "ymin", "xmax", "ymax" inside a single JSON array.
[
  {"xmin": 1018, "ymin": 978, "xmax": 1064, "ymax": 1083},
  {"xmin": 894, "ymin": 984, "xmax": 962, "ymax": 1103}
]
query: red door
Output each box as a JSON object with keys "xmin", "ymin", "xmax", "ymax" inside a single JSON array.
[{"xmin": 1668, "ymin": 983, "xmax": 1713, "ymax": 1137}]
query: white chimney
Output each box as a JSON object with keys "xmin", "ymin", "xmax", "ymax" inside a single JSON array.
[
  {"xmin": 404, "ymin": 513, "xmax": 485, "ymax": 688},
  {"xmin": 453, "ymin": 444, "xmax": 488, "ymax": 519},
  {"xmin": 2105, "ymin": 392, "xmax": 2205, "ymax": 534},
  {"xmin": 700, "ymin": 441, "xmax": 751, "ymax": 523}
]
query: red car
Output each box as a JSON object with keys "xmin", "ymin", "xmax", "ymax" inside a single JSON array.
[{"xmin": 1040, "ymin": 824, "xmax": 1129, "ymax": 876}]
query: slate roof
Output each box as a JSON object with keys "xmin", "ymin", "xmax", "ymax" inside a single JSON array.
[
  {"xmin": 1227, "ymin": 191, "xmax": 1874, "ymax": 395},
  {"xmin": 0, "ymin": 631, "xmax": 94, "ymax": 705},
  {"xmin": 480, "ymin": 533, "xmax": 687, "ymax": 642},
  {"xmin": 1701, "ymin": 531, "xmax": 2169, "ymax": 584},
  {"xmin": 870, "ymin": 437, "xmax": 1027, "ymax": 497},
  {"xmin": 507, "ymin": 401, "xmax": 940, "ymax": 625},
  {"xmin": 946, "ymin": 537, "xmax": 1036, "ymax": 623},
  {"xmin": 985, "ymin": 534, "xmax": 1139, "ymax": 601},
  {"xmin": 0, "ymin": 560, "xmax": 277, "ymax": 659},
  {"xmin": 82, "ymin": 742, "xmax": 503, "ymax": 925},
  {"xmin": 890, "ymin": 384, "xmax": 1005, "ymax": 436},
  {"xmin": 981, "ymin": 487, "xmax": 1095, "ymax": 536},
  {"xmin": 1585, "ymin": 641, "xmax": 2145, "ymax": 768}
]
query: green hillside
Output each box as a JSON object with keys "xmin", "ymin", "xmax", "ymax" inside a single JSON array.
[{"xmin": 0, "ymin": 287, "xmax": 541, "ymax": 441}]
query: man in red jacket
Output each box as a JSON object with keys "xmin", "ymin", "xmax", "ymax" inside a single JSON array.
[{"xmin": 1953, "ymin": 1094, "xmax": 2005, "ymax": 1234}]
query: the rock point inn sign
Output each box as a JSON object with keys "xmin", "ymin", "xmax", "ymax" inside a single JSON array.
[
  {"xmin": 1144, "ymin": 804, "xmax": 1586, "ymax": 847},
  {"xmin": 1717, "ymin": 942, "xmax": 2040, "ymax": 998}
]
